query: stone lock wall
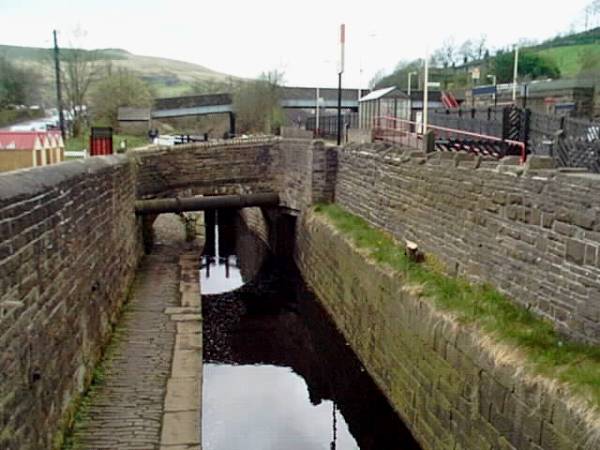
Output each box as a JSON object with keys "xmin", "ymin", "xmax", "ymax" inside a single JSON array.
[
  {"xmin": 296, "ymin": 212, "xmax": 597, "ymax": 450},
  {"xmin": 0, "ymin": 156, "xmax": 143, "ymax": 450},
  {"xmin": 334, "ymin": 144, "xmax": 600, "ymax": 344}
]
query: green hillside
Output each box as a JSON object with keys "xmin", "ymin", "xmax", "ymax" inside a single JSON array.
[
  {"xmin": 536, "ymin": 43, "xmax": 600, "ymax": 77},
  {"xmin": 375, "ymin": 27, "xmax": 600, "ymax": 91},
  {"xmin": 0, "ymin": 44, "xmax": 236, "ymax": 103}
]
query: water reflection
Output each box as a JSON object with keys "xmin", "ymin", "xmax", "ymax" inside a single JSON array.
[
  {"xmin": 201, "ymin": 210, "xmax": 244, "ymax": 294},
  {"xmin": 204, "ymin": 364, "xmax": 357, "ymax": 450},
  {"xmin": 202, "ymin": 210, "xmax": 421, "ymax": 450}
]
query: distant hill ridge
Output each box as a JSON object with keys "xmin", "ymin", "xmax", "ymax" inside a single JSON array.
[{"xmin": 0, "ymin": 44, "xmax": 236, "ymax": 100}]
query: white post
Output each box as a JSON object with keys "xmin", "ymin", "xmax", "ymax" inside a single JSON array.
[
  {"xmin": 423, "ymin": 56, "xmax": 429, "ymax": 134},
  {"xmin": 408, "ymin": 72, "xmax": 412, "ymax": 97},
  {"xmin": 315, "ymin": 87, "xmax": 320, "ymax": 134},
  {"xmin": 512, "ymin": 46, "xmax": 519, "ymax": 103}
]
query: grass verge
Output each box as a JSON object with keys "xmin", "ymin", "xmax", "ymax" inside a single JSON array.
[{"xmin": 315, "ymin": 203, "xmax": 600, "ymax": 408}]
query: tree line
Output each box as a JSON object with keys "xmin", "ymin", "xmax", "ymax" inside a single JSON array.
[
  {"xmin": 0, "ymin": 49, "xmax": 154, "ymax": 135},
  {"xmin": 373, "ymin": 37, "xmax": 561, "ymax": 92},
  {"xmin": 1, "ymin": 46, "xmax": 285, "ymax": 137}
]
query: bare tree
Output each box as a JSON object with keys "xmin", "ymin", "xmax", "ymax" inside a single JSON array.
[
  {"xmin": 432, "ymin": 37, "xmax": 457, "ymax": 68},
  {"xmin": 61, "ymin": 28, "xmax": 101, "ymax": 137},
  {"xmin": 90, "ymin": 68, "xmax": 154, "ymax": 128},
  {"xmin": 459, "ymin": 40, "xmax": 475, "ymax": 64},
  {"xmin": 368, "ymin": 69, "xmax": 387, "ymax": 89},
  {"xmin": 233, "ymin": 70, "xmax": 285, "ymax": 134},
  {"xmin": 581, "ymin": 0, "xmax": 600, "ymax": 30},
  {"xmin": 474, "ymin": 35, "xmax": 488, "ymax": 61}
]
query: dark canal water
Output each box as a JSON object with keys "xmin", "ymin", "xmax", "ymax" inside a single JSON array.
[{"xmin": 201, "ymin": 210, "xmax": 421, "ymax": 450}]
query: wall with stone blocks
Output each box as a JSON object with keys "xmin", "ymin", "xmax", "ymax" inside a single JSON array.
[
  {"xmin": 280, "ymin": 126, "xmax": 314, "ymax": 139},
  {"xmin": 295, "ymin": 211, "xmax": 597, "ymax": 450},
  {"xmin": 276, "ymin": 138, "xmax": 337, "ymax": 209},
  {"xmin": 0, "ymin": 156, "xmax": 143, "ymax": 450},
  {"xmin": 134, "ymin": 138, "xmax": 281, "ymax": 198},
  {"xmin": 333, "ymin": 144, "xmax": 600, "ymax": 344},
  {"xmin": 133, "ymin": 137, "xmax": 337, "ymax": 212}
]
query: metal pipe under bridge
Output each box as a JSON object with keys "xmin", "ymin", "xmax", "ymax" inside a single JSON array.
[{"xmin": 135, "ymin": 193, "xmax": 280, "ymax": 215}]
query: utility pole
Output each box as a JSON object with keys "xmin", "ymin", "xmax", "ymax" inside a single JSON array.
[
  {"xmin": 423, "ymin": 54, "xmax": 429, "ymax": 134},
  {"xmin": 315, "ymin": 87, "xmax": 320, "ymax": 137},
  {"xmin": 337, "ymin": 24, "xmax": 345, "ymax": 146},
  {"xmin": 512, "ymin": 46, "xmax": 519, "ymax": 104},
  {"xmin": 408, "ymin": 71, "xmax": 417, "ymax": 97},
  {"xmin": 487, "ymin": 74, "xmax": 497, "ymax": 107},
  {"xmin": 53, "ymin": 30, "xmax": 66, "ymax": 141}
]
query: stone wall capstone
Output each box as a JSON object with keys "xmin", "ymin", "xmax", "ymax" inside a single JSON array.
[
  {"xmin": 0, "ymin": 156, "xmax": 143, "ymax": 450},
  {"xmin": 334, "ymin": 143, "xmax": 600, "ymax": 344}
]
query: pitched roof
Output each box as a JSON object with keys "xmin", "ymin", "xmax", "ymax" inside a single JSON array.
[
  {"xmin": 0, "ymin": 132, "xmax": 42, "ymax": 150},
  {"xmin": 359, "ymin": 86, "xmax": 408, "ymax": 102},
  {"xmin": 0, "ymin": 131, "xmax": 63, "ymax": 151}
]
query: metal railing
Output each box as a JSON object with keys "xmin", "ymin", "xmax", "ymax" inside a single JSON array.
[
  {"xmin": 373, "ymin": 116, "xmax": 527, "ymax": 162},
  {"xmin": 306, "ymin": 113, "xmax": 359, "ymax": 138}
]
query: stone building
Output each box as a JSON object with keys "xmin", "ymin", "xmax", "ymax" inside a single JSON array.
[{"xmin": 117, "ymin": 107, "xmax": 151, "ymax": 134}]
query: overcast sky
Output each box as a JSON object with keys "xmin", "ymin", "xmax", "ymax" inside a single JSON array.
[{"xmin": 0, "ymin": 0, "xmax": 592, "ymax": 88}]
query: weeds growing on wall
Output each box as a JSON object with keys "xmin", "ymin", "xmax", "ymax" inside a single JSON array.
[{"xmin": 315, "ymin": 203, "xmax": 600, "ymax": 407}]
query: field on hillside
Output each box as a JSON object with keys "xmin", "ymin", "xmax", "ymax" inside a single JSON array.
[{"xmin": 537, "ymin": 43, "xmax": 600, "ymax": 77}]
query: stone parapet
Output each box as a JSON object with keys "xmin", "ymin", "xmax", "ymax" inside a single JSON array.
[
  {"xmin": 334, "ymin": 143, "xmax": 600, "ymax": 344},
  {"xmin": 0, "ymin": 156, "xmax": 143, "ymax": 449}
]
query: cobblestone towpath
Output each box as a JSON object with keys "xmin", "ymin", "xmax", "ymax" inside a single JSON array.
[{"xmin": 68, "ymin": 215, "xmax": 203, "ymax": 450}]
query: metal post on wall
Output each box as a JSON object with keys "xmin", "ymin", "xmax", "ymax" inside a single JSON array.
[
  {"xmin": 53, "ymin": 30, "xmax": 66, "ymax": 141},
  {"xmin": 512, "ymin": 46, "xmax": 519, "ymax": 104},
  {"xmin": 229, "ymin": 112, "xmax": 236, "ymax": 138},
  {"xmin": 423, "ymin": 53, "xmax": 429, "ymax": 134},
  {"xmin": 316, "ymin": 87, "xmax": 320, "ymax": 137},
  {"xmin": 337, "ymin": 24, "xmax": 345, "ymax": 146}
]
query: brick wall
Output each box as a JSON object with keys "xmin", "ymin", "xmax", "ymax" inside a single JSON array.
[
  {"xmin": 0, "ymin": 156, "xmax": 143, "ymax": 450},
  {"xmin": 334, "ymin": 144, "xmax": 600, "ymax": 344},
  {"xmin": 296, "ymin": 211, "xmax": 597, "ymax": 450}
]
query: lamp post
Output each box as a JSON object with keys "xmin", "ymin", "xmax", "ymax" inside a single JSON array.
[
  {"xmin": 423, "ymin": 55, "xmax": 429, "ymax": 135},
  {"xmin": 53, "ymin": 30, "xmax": 66, "ymax": 141},
  {"xmin": 337, "ymin": 24, "xmax": 345, "ymax": 146},
  {"xmin": 315, "ymin": 87, "xmax": 320, "ymax": 137},
  {"xmin": 407, "ymin": 71, "xmax": 417, "ymax": 97},
  {"xmin": 512, "ymin": 46, "xmax": 519, "ymax": 104},
  {"xmin": 487, "ymin": 74, "xmax": 497, "ymax": 107}
]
